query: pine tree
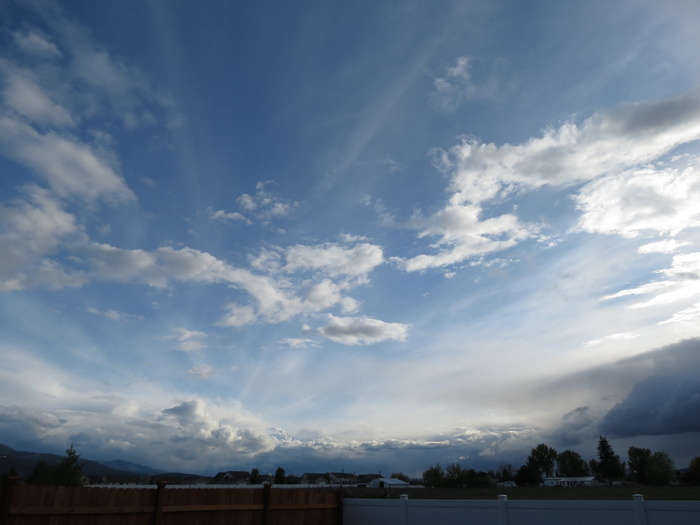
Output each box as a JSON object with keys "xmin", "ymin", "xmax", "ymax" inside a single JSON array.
[
  {"xmin": 55, "ymin": 444, "xmax": 83, "ymax": 486},
  {"xmin": 593, "ymin": 436, "xmax": 625, "ymax": 483}
]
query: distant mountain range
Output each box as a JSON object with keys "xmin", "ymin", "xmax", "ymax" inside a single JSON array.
[
  {"xmin": 94, "ymin": 459, "xmax": 167, "ymax": 476},
  {"xmin": 0, "ymin": 443, "xmax": 170, "ymax": 478}
]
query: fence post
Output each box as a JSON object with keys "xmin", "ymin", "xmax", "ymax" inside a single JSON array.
[
  {"xmin": 336, "ymin": 490, "xmax": 344, "ymax": 525},
  {"xmin": 400, "ymin": 494, "xmax": 409, "ymax": 525},
  {"xmin": 498, "ymin": 494, "xmax": 509, "ymax": 525},
  {"xmin": 1, "ymin": 476, "xmax": 20, "ymax": 522},
  {"xmin": 262, "ymin": 483, "xmax": 271, "ymax": 525},
  {"xmin": 152, "ymin": 481, "xmax": 167, "ymax": 525},
  {"xmin": 632, "ymin": 494, "xmax": 648, "ymax": 525}
]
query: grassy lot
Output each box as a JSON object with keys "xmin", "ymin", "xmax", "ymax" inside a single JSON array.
[{"xmin": 341, "ymin": 485, "xmax": 700, "ymax": 501}]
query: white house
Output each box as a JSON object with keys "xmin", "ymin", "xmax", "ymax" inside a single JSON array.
[{"xmin": 543, "ymin": 476, "xmax": 596, "ymax": 487}]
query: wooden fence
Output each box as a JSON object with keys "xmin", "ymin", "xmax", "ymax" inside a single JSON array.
[{"xmin": 0, "ymin": 479, "xmax": 342, "ymax": 525}]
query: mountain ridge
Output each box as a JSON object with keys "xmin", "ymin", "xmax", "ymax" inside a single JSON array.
[{"xmin": 0, "ymin": 443, "xmax": 185, "ymax": 478}]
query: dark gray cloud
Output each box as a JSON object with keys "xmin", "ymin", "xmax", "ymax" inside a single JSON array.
[
  {"xmin": 547, "ymin": 406, "xmax": 598, "ymax": 448},
  {"xmin": 600, "ymin": 375, "xmax": 700, "ymax": 437}
]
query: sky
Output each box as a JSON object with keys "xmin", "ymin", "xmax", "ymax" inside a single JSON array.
[{"xmin": 1, "ymin": 0, "xmax": 700, "ymax": 478}]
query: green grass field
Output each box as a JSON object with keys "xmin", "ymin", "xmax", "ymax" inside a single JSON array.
[{"xmin": 342, "ymin": 485, "xmax": 700, "ymax": 501}]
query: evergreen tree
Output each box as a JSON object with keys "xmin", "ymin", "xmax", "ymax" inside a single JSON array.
[
  {"xmin": 27, "ymin": 459, "xmax": 56, "ymax": 485},
  {"xmin": 249, "ymin": 468, "xmax": 261, "ymax": 484},
  {"xmin": 55, "ymin": 444, "xmax": 83, "ymax": 486},
  {"xmin": 390, "ymin": 472, "xmax": 410, "ymax": 483},
  {"xmin": 27, "ymin": 445, "xmax": 83, "ymax": 486},
  {"xmin": 274, "ymin": 467, "xmax": 286, "ymax": 485},
  {"xmin": 592, "ymin": 436, "xmax": 625, "ymax": 483}
]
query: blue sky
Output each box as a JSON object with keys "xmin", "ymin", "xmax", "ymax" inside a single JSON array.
[{"xmin": 1, "ymin": 0, "xmax": 700, "ymax": 477}]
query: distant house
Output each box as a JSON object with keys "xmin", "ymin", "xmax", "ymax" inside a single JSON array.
[
  {"xmin": 497, "ymin": 481, "xmax": 517, "ymax": 488},
  {"xmin": 300, "ymin": 473, "xmax": 330, "ymax": 485},
  {"xmin": 329, "ymin": 472, "xmax": 358, "ymax": 485},
  {"xmin": 214, "ymin": 471, "xmax": 251, "ymax": 485},
  {"xmin": 101, "ymin": 474, "xmax": 149, "ymax": 485},
  {"xmin": 192, "ymin": 477, "xmax": 215, "ymax": 485},
  {"xmin": 151, "ymin": 473, "xmax": 202, "ymax": 485},
  {"xmin": 543, "ymin": 476, "xmax": 597, "ymax": 487},
  {"xmin": 356, "ymin": 474, "xmax": 382, "ymax": 486},
  {"xmin": 367, "ymin": 477, "xmax": 410, "ymax": 489}
]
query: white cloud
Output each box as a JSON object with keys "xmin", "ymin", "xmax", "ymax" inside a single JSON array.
[
  {"xmin": 602, "ymin": 252, "xmax": 700, "ymax": 309},
  {"xmin": 399, "ymin": 203, "xmax": 533, "ymax": 272},
  {"xmin": 178, "ymin": 341, "xmax": 206, "ymax": 352},
  {"xmin": 160, "ymin": 399, "xmax": 275, "ymax": 457},
  {"xmin": 338, "ymin": 233, "xmax": 368, "ymax": 242},
  {"xmin": 584, "ymin": 332, "xmax": 640, "ymax": 347},
  {"xmin": 0, "ymin": 116, "xmax": 134, "ymax": 203},
  {"xmin": 280, "ymin": 337, "xmax": 318, "ymax": 348},
  {"xmin": 1, "ymin": 65, "xmax": 74, "ymax": 127},
  {"xmin": 237, "ymin": 193, "xmax": 257, "ymax": 211},
  {"xmin": 156, "ymin": 328, "xmax": 208, "ymax": 352},
  {"xmin": 440, "ymin": 89, "xmax": 700, "ymax": 205},
  {"xmin": 575, "ymin": 165, "xmax": 700, "ymax": 238},
  {"xmin": 0, "ymin": 186, "xmax": 85, "ymax": 291},
  {"xmin": 210, "ymin": 209, "xmax": 251, "ymax": 224},
  {"xmin": 188, "ymin": 365, "xmax": 216, "ymax": 378},
  {"xmin": 283, "ymin": 243, "xmax": 384, "ymax": 278},
  {"xmin": 13, "ymin": 30, "xmax": 62, "ymax": 58},
  {"xmin": 432, "ymin": 56, "xmax": 477, "ymax": 112},
  {"xmin": 84, "ymin": 244, "xmax": 237, "ymax": 287},
  {"xmin": 87, "ymin": 308, "xmax": 143, "ymax": 322},
  {"xmin": 313, "ymin": 314, "xmax": 409, "ymax": 346},
  {"xmin": 660, "ymin": 302, "xmax": 700, "ymax": 326},
  {"xmin": 234, "ymin": 181, "xmax": 298, "ymax": 221},
  {"xmin": 403, "ymin": 88, "xmax": 700, "ymax": 272},
  {"xmin": 218, "ymin": 304, "xmax": 256, "ymax": 328},
  {"xmin": 638, "ymin": 239, "xmax": 692, "ymax": 254}
]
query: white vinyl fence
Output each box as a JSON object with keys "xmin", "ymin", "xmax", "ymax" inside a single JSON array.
[{"xmin": 343, "ymin": 494, "xmax": 700, "ymax": 525}]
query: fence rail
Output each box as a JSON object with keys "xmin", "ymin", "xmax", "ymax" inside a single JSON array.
[
  {"xmin": 343, "ymin": 494, "xmax": 700, "ymax": 525},
  {"xmin": 0, "ymin": 479, "xmax": 342, "ymax": 525}
]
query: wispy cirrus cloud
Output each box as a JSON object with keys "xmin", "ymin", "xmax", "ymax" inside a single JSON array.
[
  {"xmin": 601, "ymin": 252, "xmax": 700, "ymax": 309},
  {"xmin": 156, "ymin": 328, "xmax": 208, "ymax": 352},
  {"xmin": 431, "ymin": 56, "xmax": 505, "ymax": 112},
  {"xmin": 12, "ymin": 29, "xmax": 63, "ymax": 58},
  {"xmin": 87, "ymin": 307, "xmax": 143, "ymax": 322}
]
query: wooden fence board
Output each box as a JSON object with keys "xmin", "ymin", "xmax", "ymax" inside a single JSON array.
[{"xmin": 3, "ymin": 485, "xmax": 340, "ymax": 525}]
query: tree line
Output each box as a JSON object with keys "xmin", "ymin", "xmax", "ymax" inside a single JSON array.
[
  {"xmin": 4, "ymin": 438, "xmax": 700, "ymax": 488},
  {"xmin": 422, "ymin": 436, "xmax": 698, "ymax": 488}
]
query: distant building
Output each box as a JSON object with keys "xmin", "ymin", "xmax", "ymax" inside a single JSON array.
[
  {"xmin": 329, "ymin": 472, "xmax": 358, "ymax": 485},
  {"xmin": 543, "ymin": 476, "xmax": 597, "ymax": 487},
  {"xmin": 300, "ymin": 473, "xmax": 330, "ymax": 485},
  {"xmin": 356, "ymin": 473, "xmax": 382, "ymax": 486},
  {"xmin": 99, "ymin": 474, "xmax": 149, "ymax": 485},
  {"xmin": 367, "ymin": 477, "xmax": 410, "ymax": 489},
  {"xmin": 213, "ymin": 471, "xmax": 252, "ymax": 485}
]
